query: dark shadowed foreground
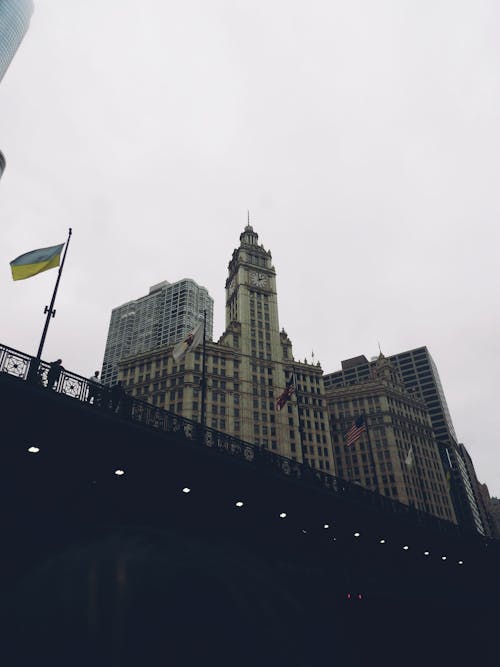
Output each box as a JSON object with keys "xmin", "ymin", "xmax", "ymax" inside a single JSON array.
[{"xmin": 0, "ymin": 359, "xmax": 499, "ymax": 666}]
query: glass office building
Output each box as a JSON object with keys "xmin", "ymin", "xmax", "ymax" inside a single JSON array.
[
  {"xmin": 101, "ymin": 279, "xmax": 214, "ymax": 387},
  {"xmin": 0, "ymin": 0, "xmax": 34, "ymax": 82}
]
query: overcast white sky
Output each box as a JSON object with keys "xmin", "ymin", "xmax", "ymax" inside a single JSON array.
[{"xmin": 1, "ymin": 1, "xmax": 499, "ymax": 493}]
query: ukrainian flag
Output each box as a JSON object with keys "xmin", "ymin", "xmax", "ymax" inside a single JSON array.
[{"xmin": 10, "ymin": 243, "xmax": 64, "ymax": 281}]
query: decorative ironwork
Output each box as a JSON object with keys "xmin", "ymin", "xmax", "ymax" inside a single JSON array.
[
  {"xmin": 243, "ymin": 445, "xmax": 254, "ymax": 462},
  {"xmin": 3, "ymin": 352, "xmax": 29, "ymax": 378},
  {"xmin": 61, "ymin": 374, "xmax": 85, "ymax": 400},
  {"xmin": 0, "ymin": 341, "xmax": 462, "ymax": 540}
]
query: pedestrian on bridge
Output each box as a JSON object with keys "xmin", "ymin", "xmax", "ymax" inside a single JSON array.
[
  {"xmin": 111, "ymin": 380, "xmax": 126, "ymax": 413},
  {"xmin": 47, "ymin": 359, "xmax": 63, "ymax": 390},
  {"xmin": 88, "ymin": 370, "xmax": 102, "ymax": 405}
]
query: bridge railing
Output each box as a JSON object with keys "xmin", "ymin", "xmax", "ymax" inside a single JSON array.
[{"xmin": 0, "ymin": 342, "xmax": 461, "ymax": 539}]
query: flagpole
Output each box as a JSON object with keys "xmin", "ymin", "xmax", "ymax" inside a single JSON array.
[
  {"xmin": 292, "ymin": 365, "xmax": 307, "ymax": 465},
  {"xmin": 200, "ymin": 309, "xmax": 207, "ymax": 437},
  {"xmin": 363, "ymin": 412, "xmax": 381, "ymax": 494},
  {"xmin": 29, "ymin": 228, "xmax": 72, "ymax": 381}
]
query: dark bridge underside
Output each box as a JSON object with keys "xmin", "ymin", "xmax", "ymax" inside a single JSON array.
[{"xmin": 0, "ymin": 373, "xmax": 498, "ymax": 666}]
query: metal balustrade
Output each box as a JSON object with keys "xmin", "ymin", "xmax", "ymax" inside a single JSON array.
[{"xmin": 0, "ymin": 342, "xmax": 461, "ymax": 538}]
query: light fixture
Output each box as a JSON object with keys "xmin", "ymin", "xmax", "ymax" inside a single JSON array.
[
  {"xmin": 114, "ymin": 469, "xmax": 125, "ymax": 476},
  {"xmin": 323, "ymin": 524, "xmax": 329, "ymax": 529},
  {"xmin": 379, "ymin": 539, "xmax": 386, "ymax": 544},
  {"xmin": 458, "ymin": 560, "xmax": 464, "ymax": 565},
  {"xmin": 235, "ymin": 501, "xmax": 244, "ymax": 507},
  {"xmin": 279, "ymin": 512, "xmax": 287, "ymax": 519},
  {"xmin": 354, "ymin": 532, "xmax": 360, "ymax": 538},
  {"xmin": 301, "ymin": 529, "xmax": 307, "ymax": 534},
  {"xmin": 403, "ymin": 545, "xmax": 409, "ymax": 550},
  {"xmin": 424, "ymin": 551, "xmax": 430, "ymax": 556},
  {"xmin": 182, "ymin": 487, "xmax": 191, "ymax": 493},
  {"xmin": 441, "ymin": 556, "xmax": 447, "ymax": 561},
  {"xmin": 28, "ymin": 446, "xmax": 40, "ymax": 453}
]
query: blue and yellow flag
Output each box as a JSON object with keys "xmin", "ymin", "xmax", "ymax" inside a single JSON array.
[{"xmin": 10, "ymin": 244, "xmax": 64, "ymax": 281}]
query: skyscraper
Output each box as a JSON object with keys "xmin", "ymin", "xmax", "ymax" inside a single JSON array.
[
  {"xmin": 119, "ymin": 225, "xmax": 335, "ymax": 472},
  {"xmin": 326, "ymin": 353, "xmax": 456, "ymax": 522},
  {"xmin": 101, "ymin": 278, "xmax": 213, "ymax": 387},
  {"xmin": 0, "ymin": 0, "xmax": 34, "ymax": 83},
  {"xmin": 324, "ymin": 347, "xmax": 485, "ymax": 534}
]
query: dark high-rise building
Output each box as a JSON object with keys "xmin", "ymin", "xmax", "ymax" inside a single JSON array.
[
  {"xmin": 0, "ymin": 0, "xmax": 34, "ymax": 82},
  {"xmin": 487, "ymin": 495, "xmax": 500, "ymax": 538},
  {"xmin": 0, "ymin": 150, "xmax": 5, "ymax": 179},
  {"xmin": 324, "ymin": 347, "xmax": 485, "ymax": 534}
]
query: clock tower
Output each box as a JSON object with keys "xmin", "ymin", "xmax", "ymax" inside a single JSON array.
[
  {"xmin": 221, "ymin": 223, "xmax": 292, "ymax": 450},
  {"xmin": 225, "ymin": 223, "xmax": 279, "ymax": 346},
  {"xmin": 220, "ymin": 223, "xmax": 335, "ymax": 476},
  {"xmin": 120, "ymin": 221, "xmax": 336, "ymax": 474}
]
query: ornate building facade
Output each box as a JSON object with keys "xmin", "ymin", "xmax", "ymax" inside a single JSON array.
[
  {"xmin": 326, "ymin": 353, "xmax": 456, "ymax": 523},
  {"xmin": 119, "ymin": 225, "xmax": 335, "ymax": 472},
  {"xmin": 325, "ymin": 347, "xmax": 485, "ymax": 533}
]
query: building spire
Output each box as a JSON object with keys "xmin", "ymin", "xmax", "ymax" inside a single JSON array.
[
  {"xmin": 240, "ymin": 210, "xmax": 257, "ymax": 244},
  {"xmin": 245, "ymin": 209, "xmax": 253, "ymax": 232}
]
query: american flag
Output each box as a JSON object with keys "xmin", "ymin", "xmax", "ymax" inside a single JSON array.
[
  {"xmin": 344, "ymin": 415, "xmax": 366, "ymax": 447},
  {"xmin": 275, "ymin": 376, "xmax": 296, "ymax": 411}
]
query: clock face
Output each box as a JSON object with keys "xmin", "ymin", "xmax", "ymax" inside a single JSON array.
[{"xmin": 249, "ymin": 271, "xmax": 267, "ymax": 288}]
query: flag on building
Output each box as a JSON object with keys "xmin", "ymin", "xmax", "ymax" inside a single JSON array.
[
  {"xmin": 345, "ymin": 415, "xmax": 366, "ymax": 447},
  {"xmin": 10, "ymin": 243, "xmax": 64, "ymax": 281},
  {"xmin": 405, "ymin": 446, "xmax": 414, "ymax": 467},
  {"xmin": 275, "ymin": 375, "xmax": 296, "ymax": 411},
  {"xmin": 172, "ymin": 322, "xmax": 203, "ymax": 362}
]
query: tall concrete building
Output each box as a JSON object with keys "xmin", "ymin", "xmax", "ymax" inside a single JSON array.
[
  {"xmin": 476, "ymin": 483, "xmax": 498, "ymax": 539},
  {"xmin": 0, "ymin": 0, "xmax": 34, "ymax": 82},
  {"xmin": 326, "ymin": 353, "xmax": 456, "ymax": 522},
  {"xmin": 119, "ymin": 225, "xmax": 335, "ymax": 472},
  {"xmin": 487, "ymin": 494, "xmax": 500, "ymax": 538},
  {"xmin": 101, "ymin": 279, "xmax": 213, "ymax": 387},
  {"xmin": 324, "ymin": 347, "xmax": 485, "ymax": 534}
]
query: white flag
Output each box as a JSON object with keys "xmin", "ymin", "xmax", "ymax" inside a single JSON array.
[
  {"xmin": 405, "ymin": 447, "xmax": 413, "ymax": 467},
  {"xmin": 173, "ymin": 322, "xmax": 203, "ymax": 362}
]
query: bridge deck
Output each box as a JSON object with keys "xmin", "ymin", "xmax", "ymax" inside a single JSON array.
[{"xmin": 0, "ymin": 349, "xmax": 498, "ymax": 665}]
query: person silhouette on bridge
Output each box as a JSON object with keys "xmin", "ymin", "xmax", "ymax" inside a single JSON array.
[
  {"xmin": 111, "ymin": 380, "xmax": 126, "ymax": 413},
  {"xmin": 47, "ymin": 359, "xmax": 63, "ymax": 390},
  {"xmin": 88, "ymin": 370, "xmax": 102, "ymax": 405}
]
